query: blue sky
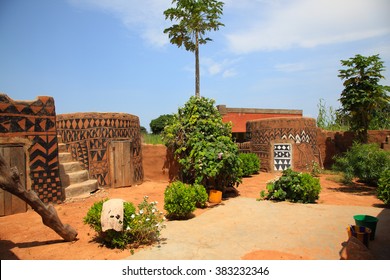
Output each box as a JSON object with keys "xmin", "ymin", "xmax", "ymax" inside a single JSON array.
[{"xmin": 1, "ymin": 0, "xmax": 389, "ymax": 131}]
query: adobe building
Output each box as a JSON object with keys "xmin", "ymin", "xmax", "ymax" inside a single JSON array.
[
  {"xmin": 247, "ymin": 117, "xmax": 319, "ymax": 172},
  {"xmin": 1, "ymin": 94, "xmax": 144, "ymax": 216},
  {"xmin": 0, "ymin": 94, "xmax": 63, "ymax": 215},
  {"xmin": 56, "ymin": 112, "xmax": 144, "ymax": 188},
  {"xmin": 217, "ymin": 105, "xmax": 303, "ymax": 142}
]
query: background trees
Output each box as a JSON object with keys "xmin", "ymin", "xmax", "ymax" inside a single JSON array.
[{"xmin": 149, "ymin": 114, "xmax": 174, "ymax": 134}]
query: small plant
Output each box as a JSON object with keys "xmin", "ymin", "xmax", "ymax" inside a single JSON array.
[
  {"xmin": 164, "ymin": 181, "xmax": 197, "ymax": 219},
  {"xmin": 239, "ymin": 153, "xmax": 260, "ymax": 177},
  {"xmin": 129, "ymin": 196, "xmax": 166, "ymax": 247},
  {"xmin": 260, "ymin": 169, "xmax": 321, "ymax": 203},
  {"xmin": 83, "ymin": 196, "xmax": 165, "ymax": 249},
  {"xmin": 192, "ymin": 183, "xmax": 208, "ymax": 208},
  {"xmin": 377, "ymin": 169, "xmax": 390, "ymax": 205},
  {"xmin": 332, "ymin": 142, "xmax": 390, "ymax": 186},
  {"xmin": 306, "ymin": 160, "xmax": 322, "ymax": 177}
]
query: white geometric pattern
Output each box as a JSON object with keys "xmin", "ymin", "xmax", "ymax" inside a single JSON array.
[
  {"xmin": 281, "ymin": 130, "xmax": 310, "ymax": 144},
  {"xmin": 274, "ymin": 144, "xmax": 292, "ymax": 171}
]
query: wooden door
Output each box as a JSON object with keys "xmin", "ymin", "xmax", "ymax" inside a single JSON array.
[
  {"xmin": 109, "ymin": 141, "xmax": 133, "ymax": 188},
  {"xmin": 0, "ymin": 145, "xmax": 27, "ymax": 216}
]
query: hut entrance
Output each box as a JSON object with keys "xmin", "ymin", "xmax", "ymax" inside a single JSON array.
[
  {"xmin": 109, "ymin": 140, "xmax": 133, "ymax": 188},
  {"xmin": 273, "ymin": 143, "xmax": 292, "ymax": 171},
  {"xmin": 0, "ymin": 145, "xmax": 27, "ymax": 216}
]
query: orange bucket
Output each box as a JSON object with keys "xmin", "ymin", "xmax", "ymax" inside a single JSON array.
[{"xmin": 209, "ymin": 190, "xmax": 222, "ymax": 203}]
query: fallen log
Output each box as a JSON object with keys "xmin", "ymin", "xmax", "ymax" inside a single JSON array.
[{"xmin": 0, "ymin": 154, "xmax": 77, "ymax": 241}]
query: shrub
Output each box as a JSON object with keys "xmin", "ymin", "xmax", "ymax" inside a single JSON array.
[
  {"xmin": 164, "ymin": 181, "xmax": 197, "ymax": 219},
  {"xmin": 332, "ymin": 142, "xmax": 390, "ymax": 186},
  {"xmin": 192, "ymin": 183, "xmax": 208, "ymax": 208},
  {"xmin": 260, "ymin": 169, "xmax": 321, "ymax": 203},
  {"xmin": 162, "ymin": 96, "xmax": 243, "ymax": 191},
  {"xmin": 83, "ymin": 196, "xmax": 165, "ymax": 249},
  {"xmin": 239, "ymin": 153, "xmax": 260, "ymax": 177},
  {"xmin": 377, "ymin": 169, "xmax": 390, "ymax": 204}
]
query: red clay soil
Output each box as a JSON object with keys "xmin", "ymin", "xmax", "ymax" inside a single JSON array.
[{"xmin": 0, "ymin": 145, "xmax": 385, "ymax": 260}]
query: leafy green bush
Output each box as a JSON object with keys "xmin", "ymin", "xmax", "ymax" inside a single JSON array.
[
  {"xmin": 83, "ymin": 196, "xmax": 165, "ymax": 249},
  {"xmin": 377, "ymin": 170, "xmax": 390, "ymax": 204},
  {"xmin": 239, "ymin": 153, "xmax": 260, "ymax": 177},
  {"xmin": 162, "ymin": 96, "xmax": 243, "ymax": 191},
  {"xmin": 332, "ymin": 142, "xmax": 390, "ymax": 186},
  {"xmin": 164, "ymin": 181, "xmax": 197, "ymax": 219},
  {"xmin": 260, "ymin": 169, "xmax": 321, "ymax": 203},
  {"xmin": 192, "ymin": 183, "xmax": 208, "ymax": 208}
]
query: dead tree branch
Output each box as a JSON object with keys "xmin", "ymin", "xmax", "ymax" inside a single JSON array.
[{"xmin": 0, "ymin": 154, "xmax": 77, "ymax": 241}]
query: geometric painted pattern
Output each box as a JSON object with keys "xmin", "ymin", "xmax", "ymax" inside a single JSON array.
[
  {"xmin": 56, "ymin": 113, "xmax": 144, "ymax": 186},
  {"xmin": 246, "ymin": 118, "xmax": 319, "ymax": 172},
  {"xmin": 0, "ymin": 94, "xmax": 63, "ymax": 203},
  {"xmin": 273, "ymin": 144, "xmax": 292, "ymax": 171}
]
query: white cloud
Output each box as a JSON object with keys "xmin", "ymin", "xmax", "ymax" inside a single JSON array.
[
  {"xmin": 68, "ymin": 0, "xmax": 172, "ymax": 47},
  {"xmin": 222, "ymin": 69, "xmax": 238, "ymax": 78},
  {"xmin": 225, "ymin": 0, "xmax": 390, "ymax": 54},
  {"xmin": 202, "ymin": 57, "xmax": 240, "ymax": 78}
]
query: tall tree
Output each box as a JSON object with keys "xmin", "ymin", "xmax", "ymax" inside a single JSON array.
[
  {"xmin": 164, "ymin": 0, "xmax": 224, "ymax": 97},
  {"xmin": 338, "ymin": 54, "xmax": 390, "ymax": 142}
]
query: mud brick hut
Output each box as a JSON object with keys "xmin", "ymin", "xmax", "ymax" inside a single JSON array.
[
  {"xmin": 246, "ymin": 117, "xmax": 319, "ymax": 172},
  {"xmin": 1, "ymin": 94, "xmax": 144, "ymax": 216},
  {"xmin": 0, "ymin": 94, "xmax": 63, "ymax": 215},
  {"xmin": 56, "ymin": 112, "xmax": 144, "ymax": 188}
]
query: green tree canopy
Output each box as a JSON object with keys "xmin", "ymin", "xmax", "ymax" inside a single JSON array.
[
  {"xmin": 338, "ymin": 54, "xmax": 390, "ymax": 142},
  {"xmin": 163, "ymin": 0, "xmax": 224, "ymax": 97},
  {"xmin": 149, "ymin": 114, "xmax": 174, "ymax": 134}
]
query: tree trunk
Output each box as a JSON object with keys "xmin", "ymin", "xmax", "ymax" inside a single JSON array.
[
  {"xmin": 195, "ymin": 31, "xmax": 200, "ymax": 97},
  {"xmin": 0, "ymin": 154, "xmax": 78, "ymax": 242}
]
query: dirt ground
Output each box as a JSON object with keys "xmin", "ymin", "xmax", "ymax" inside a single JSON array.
[{"xmin": 0, "ymin": 145, "xmax": 386, "ymax": 260}]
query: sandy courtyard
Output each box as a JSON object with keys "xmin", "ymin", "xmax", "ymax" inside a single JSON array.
[{"xmin": 0, "ymin": 145, "xmax": 387, "ymax": 260}]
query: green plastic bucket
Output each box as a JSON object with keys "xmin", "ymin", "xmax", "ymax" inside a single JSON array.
[{"xmin": 354, "ymin": 215, "xmax": 378, "ymax": 240}]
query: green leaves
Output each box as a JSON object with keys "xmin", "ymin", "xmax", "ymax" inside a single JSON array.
[
  {"xmin": 164, "ymin": 181, "xmax": 197, "ymax": 219},
  {"xmin": 164, "ymin": 0, "xmax": 224, "ymax": 97},
  {"xmin": 164, "ymin": 0, "xmax": 224, "ymax": 52},
  {"xmin": 83, "ymin": 198, "xmax": 165, "ymax": 249},
  {"xmin": 239, "ymin": 153, "xmax": 261, "ymax": 177},
  {"xmin": 162, "ymin": 96, "xmax": 243, "ymax": 190},
  {"xmin": 338, "ymin": 54, "xmax": 390, "ymax": 142},
  {"xmin": 150, "ymin": 114, "xmax": 174, "ymax": 134},
  {"xmin": 332, "ymin": 142, "xmax": 390, "ymax": 186},
  {"xmin": 261, "ymin": 169, "xmax": 321, "ymax": 203},
  {"xmin": 377, "ymin": 170, "xmax": 390, "ymax": 205}
]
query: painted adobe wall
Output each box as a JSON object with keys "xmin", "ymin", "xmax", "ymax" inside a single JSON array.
[
  {"xmin": 0, "ymin": 94, "xmax": 63, "ymax": 203},
  {"xmin": 247, "ymin": 117, "xmax": 319, "ymax": 172},
  {"xmin": 56, "ymin": 112, "xmax": 144, "ymax": 187}
]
